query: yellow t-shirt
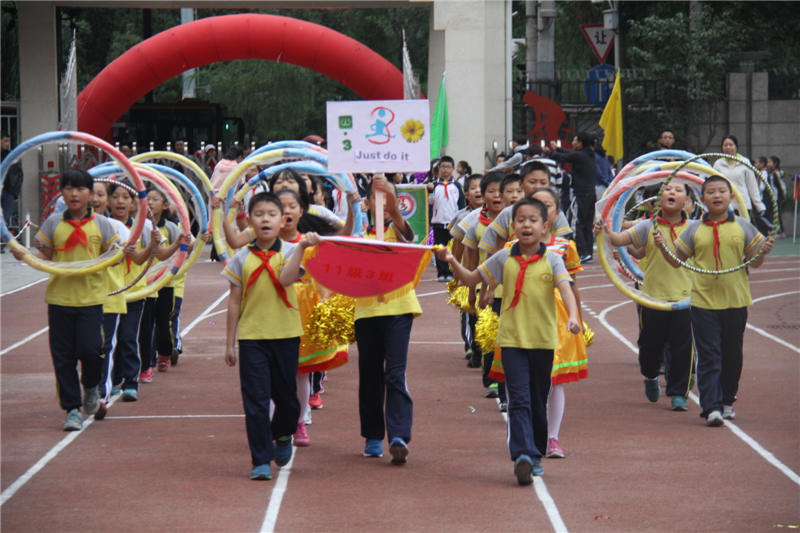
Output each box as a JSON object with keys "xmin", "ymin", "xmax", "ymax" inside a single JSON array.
[
  {"xmin": 222, "ymin": 239, "xmax": 303, "ymax": 339},
  {"xmin": 354, "ymin": 224, "xmax": 422, "ymax": 321},
  {"xmin": 478, "ymin": 242, "xmax": 570, "ymax": 349},
  {"xmin": 123, "ymin": 218, "xmax": 154, "ymax": 301},
  {"xmin": 675, "ymin": 214, "xmax": 764, "ymax": 310},
  {"xmin": 35, "ymin": 209, "xmax": 119, "ymax": 307},
  {"xmin": 626, "ymin": 216, "xmax": 693, "ymax": 302}
]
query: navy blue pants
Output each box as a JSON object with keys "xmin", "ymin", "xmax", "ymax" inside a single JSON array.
[
  {"xmin": 113, "ymin": 299, "xmax": 144, "ymax": 390},
  {"xmin": 691, "ymin": 306, "xmax": 747, "ymax": 417},
  {"xmin": 171, "ymin": 296, "xmax": 183, "ymax": 354},
  {"xmin": 99, "ymin": 313, "xmax": 120, "ymax": 399},
  {"xmin": 139, "ymin": 288, "xmax": 175, "ymax": 368},
  {"xmin": 638, "ymin": 307, "xmax": 693, "ymax": 397},
  {"xmin": 48, "ymin": 304, "xmax": 104, "ymax": 411},
  {"xmin": 502, "ymin": 347, "xmax": 553, "ymax": 460},
  {"xmin": 238, "ymin": 338, "xmax": 300, "ymax": 466},
  {"xmin": 355, "ymin": 314, "xmax": 414, "ymax": 443},
  {"xmin": 432, "ymin": 223, "xmax": 452, "ymax": 277}
]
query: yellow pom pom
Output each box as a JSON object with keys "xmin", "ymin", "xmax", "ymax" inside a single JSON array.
[
  {"xmin": 306, "ymin": 294, "xmax": 356, "ymax": 348},
  {"xmin": 583, "ymin": 322, "xmax": 595, "ymax": 347},
  {"xmin": 446, "ymin": 278, "xmax": 459, "ymax": 295},
  {"xmin": 474, "ymin": 307, "xmax": 499, "ymax": 354}
]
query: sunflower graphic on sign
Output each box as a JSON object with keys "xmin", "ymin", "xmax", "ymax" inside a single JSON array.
[{"xmin": 401, "ymin": 118, "xmax": 425, "ymax": 143}]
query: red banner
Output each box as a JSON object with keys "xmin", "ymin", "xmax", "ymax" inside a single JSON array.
[{"xmin": 305, "ymin": 237, "xmax": 432, "ymax": 300}]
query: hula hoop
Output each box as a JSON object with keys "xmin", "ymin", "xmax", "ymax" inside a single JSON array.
[
  {"xmin": 89, "ymin": 164, "xmax": 190, "ymax": 301},
  {"xmin": 130, "ymin": 151, "xmax": 212, "ymax": 202},
  {"xmin": 653, "ymin": 152, "xmax": 778, "ymax": 275},
  {"xmin": 603, "ymin": 149, "xmax": 711, "ymax": 197},
  {"xmin": 212, "ymin": 151, "xmax": 362, "ymax": 262},
  {"xmin": 0, "ymin": 131, "xmax": 147, "ymax": 275}
]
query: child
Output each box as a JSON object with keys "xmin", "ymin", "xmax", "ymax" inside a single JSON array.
[
  {"xmin": 595, "ymin": 181, "xmax": 695, "ymax": 411},
  {"xmin": 13, "ymin": 169, "xmax": 120, "ymax": 430},
  {"xmin": 356, "ymin": 175, "xmax": 420, "ymax": 464},
  {"xmin": 655, "ymin": 176, "xmax": 773, "ymax": 426},
  {"xmin": 500, "ymin": 173, "xmax": 524, "ymax": 206},
  {"xmin": 222, "ymin": 191, "xmax": 319, "ymax": 480},
  {"xmin": 478, "ymin": 161, "xmax": 572, "ymax": 256},
  {"xmin": 139, "ymin": 187, "xmax": 186, "ymax": 381},
  {"xmin": 428, "ymin": 155, "xmax": 465, "ymax": 281},
  {"xmin": 438, "ymin": 197, "xmax": 581, "ymax": 485}
]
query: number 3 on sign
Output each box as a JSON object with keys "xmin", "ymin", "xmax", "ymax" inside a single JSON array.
[{"xmin": 343, "ymin": 139, "xmax": 352, "ymax": 151}]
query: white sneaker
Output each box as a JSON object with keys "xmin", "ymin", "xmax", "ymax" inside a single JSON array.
[
  {"xmin": 304, "ymin": 409, "xmax": 312, "ymax": 425},
  {"xmin": 722, "ymin": 405, "xmax": 736, "ymax": 420},
  {"xmin": 706, "ymin": 410, "xmax": 724, "ymax": 427}
]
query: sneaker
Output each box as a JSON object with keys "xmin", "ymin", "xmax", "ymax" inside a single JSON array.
[
  {"xmin": 580, "ymin": 254, "xmax": 593, "ymax": 264},
  {"xmin": 94, "ymin": 400, "xmax": 108, "ymax": 420},
  {"xmin": 644, "ymin": 378, "xmax": 660, "ymax": 403},
  {"xmin": 437, "ymin": 275, "xmax": 447, "ymax": 282},
  {"xmin": 83, "ymin": 385, "xmax": 100, "ymax": 415},
  {"xmin": 293, "ymin": 421, "xmax": 310, "ymax": 447},
  {"xmin": 532, "ymin": 457, "xmax": 544, "ymax": 476},
  {"xmin": 445, "ymin": 275, "xmax": 454, "ymax": 281},
  {"xmin": 514, "ymin": 454, "xmax": 534, "ymax": 485},
  {"xmin": 122, "ymin": 389, "xmax": 139, "ymax": 402},
  {"xmin": 484, "ymin": 383, "xmax": 499, "ymax": 398},
  {"xmin": 170, "ymin": 348, "xmax": 180, "ymax": 366},
  {"xmin": 274, "ymin": 436, "xmax": 293, "ymax": 466},
  {"xmin": 389, "ymin": 437, "xmax": 408, "ymax": 465},
  {"xmin": 498, "ymin": 402, "xmax": 508, "ymax": 413},
  {"xmin": 363, "ymin": 438, "xmax": 383, "ymax": 458},
  {"xmin": 464, "ymin": 348, "xmax": 473, "ymax": 361},
  {"xmin": 157, "ymin": 355, "xmax": 170, "ymax": 372},
  {"xmin": 722, "ymin": 405, "xmax": 736, "ymax": 420},
  {"xmin": 308, "ymin": 392, "xmax": 323, "ymax": 410},
  {"xmin": 249, "ymin": 464, "xmax": 272, "ymax": 480},
  {"xmin": 140, "ymin": 368, "xmax": 153, "ymax": 383},
  {"xmin": 63, "ymin": 409, "xmax": 83, "ymax": 431},
  {"xmin": 467, "ymin": 351, "xmax": 482, "ymax": 368},
  {"xmin": 671, "ymin": 396, "xmax": 688, "ymax": 411},
  {"xmin": 546, "ymin": 438, "xmax": 565, "ymax": 458},
  {"xmin": 110, "ymin": 385, "xmax": 122, "ymax": 396},
  {"xmin": 304, "ymin": 409, "xmax": 312, "ymax": 425},
  {"xmin": 706, "ymin": 410, "xmax": 724, "ymax": 427}
]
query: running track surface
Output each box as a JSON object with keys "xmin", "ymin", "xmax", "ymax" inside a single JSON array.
[{"xmin": 1, "ymin": 250, "xmax": 798, "ymax": 532}]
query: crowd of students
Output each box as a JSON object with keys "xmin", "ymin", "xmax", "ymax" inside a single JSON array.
[{"xmin": 11, "ymin": 133, "xmax": 775, "ymax": 486}]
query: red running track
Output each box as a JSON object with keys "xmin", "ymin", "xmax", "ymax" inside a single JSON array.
[{"xmin": 1, "ymin": 251, "xmax": 798, "ymax": 532}]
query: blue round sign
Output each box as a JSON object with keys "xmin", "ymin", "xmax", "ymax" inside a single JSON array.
[{"xmin": 585, "ymin": 64, "xmax": 616, "ymax": 104}]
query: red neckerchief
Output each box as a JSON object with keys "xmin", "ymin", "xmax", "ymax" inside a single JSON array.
[
  {"xmin": 441, "ymin": 180, "xmax": 451, "ymax": 199},
  {"xmin": 55, "ymin": 210, "xmax": 94, "ymax": 252},
  {"xmin": 478, "ymin": 208, "xmax": 492, "ymax": 227},
  {"xmin": 245, "ymin": 243, "xmax": 293, "ymax": 308},
  {"xmin": 702, "ymin": 213, "xmax": 733, "ymax": 272},
  {"xmin": 286, "ymin": 232, "xmax": 303, "ymax": 244},
  {"xmin": 368, "ymin": 223, "xmax": 391, "ymax": 235},
  {"xmin": 654, "ymin": 211, "xmax": 687, "ymax": 241},
  {"xmin": 505, "ymin": 242, "xmax": 546, "ymax": 311},
  {"xmin": 124, "ymin": 217, "xmax": 134, "ymax": 274}
]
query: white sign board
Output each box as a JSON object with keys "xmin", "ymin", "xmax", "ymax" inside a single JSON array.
[
  {"xmin": 580, "ymin": 24, "xmax": 615, "ymax": 64},
  {"xmin": 326, "ymin": 100, "xmax": 430, "ymax": 173}
]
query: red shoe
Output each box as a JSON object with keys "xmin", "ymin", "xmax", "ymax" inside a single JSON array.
[
  {"xmin": 546, "ymin": 438, "xmax": 565, "ymax": 458},
  {"xmin": 308, "ymin": 392, "xmax": 323, "ymax": 410},
  {"xmin": 157, "ymin": 355, "xmax": 170, "ymax": 372},
  {"xmin": 140, "ymin": 368, "xmax": 153, "ymax": 383},
  {"xmin": 94, "ymin": 400, "xmax": 108, "ymax": 420},
  {"xmin": 293, "ymin": 421, "xmax": 310, "ymax": 446}
]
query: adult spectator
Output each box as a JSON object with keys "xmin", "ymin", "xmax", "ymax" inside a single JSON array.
[
  {"xmin": 548, "ymin": 132, "xmax": 597, "ymax": 262},
  {"xmin": 712, "ymin": 135, "xmax": 765, "ymax": 217},
  {"xmin": 1, "ymin": 133, "xmax": 23, "ymax": 251},
  {"xmin": 210, "ymin": 144, "xmax": 244, "ymax": 191}
]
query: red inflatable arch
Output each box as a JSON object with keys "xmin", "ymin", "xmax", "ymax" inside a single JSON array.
[{"xmin": 77, "ymin": 13, "xmax": 404, "ymax": 137}]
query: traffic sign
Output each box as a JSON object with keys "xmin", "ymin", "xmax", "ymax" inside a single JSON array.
[
  {"xmin": 581, "ymin": 24, "xmax": 615, "ymax": 64},
  {"xmin": 584, "ymin": 64, "xmax": 616, "ymax": 103}
]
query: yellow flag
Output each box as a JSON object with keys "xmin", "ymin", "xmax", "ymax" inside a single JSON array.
[{"xmin": 599, "ymin": 70, "xmax": 623, "ymax": 163}]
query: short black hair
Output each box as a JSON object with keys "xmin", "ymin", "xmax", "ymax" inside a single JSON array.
[
  {"xmin": 701, "ymin": 176, "xmax": 732, "ymax": 194},
  {"xmin": 530, "ymin": 187, "xmax": 559, "ymax": 211},
  {"xmin": 511, "ymin": 197, "xmax": 548, "ymax": 222},
  {"xmin": 520, "ymin": 160, "xmax": 551, "ymax": 180},
  {"xmin": 721, "ymin": 135, "xmax": 739, "ymax": 149},
  {"xmin": 500, "ymin": 173, "xmax": 521, "ymax": 193},
  {"xmin": 223, "ymin": 144, "xmax": 244, "ymax": 160},
  {"xmin": 248, "ymin": 191, "xmax": 283, "ymax": 215},
  {"xmin": 60, "ymin": 169, "xmax": 93, "ymax": 190},
  {"xmin": 275, "ymin": 187, "xmax": 307, "ymax": 211},
  {"xmin": 439, "ymin": 155, "xmax": 455, "ymax": 166},
  {"xmin": 481, "ymin": 171, "xmax": 505, "ymax": 195},
  {"xmin": 575, "ymin": 132, "xmax": 595, "ymax": 148}
]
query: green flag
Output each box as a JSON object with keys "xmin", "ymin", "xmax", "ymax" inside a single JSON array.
[{"xmin": 430, "ymin": 72, "xmax": 448, "ymax": 160}]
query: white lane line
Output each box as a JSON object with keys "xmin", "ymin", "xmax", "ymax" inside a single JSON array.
[
  {"xmin": 409, "ymin": 341, "xmax": 463, "ymax": 345},
  {"xmin": 752, "ymin": 290, "xmax": 800, "ymax": 304},
  {"xmin": 496, "ymin": 398, "xmax": 568, "ymax": 532},
  {"xmin": 587, "ymin": 301, "xmax": 800, "ymax": 486},
  {"xmin": 579, "ymin": 283, "xmax": 615, "ymax": 291},
  {"xmin": 751, "ymin": 276, "xmax": 800, "ymax": 285},
  {"xmin": 0, "ymin": 276, "xmax": 47, "ymax": 297},
  {"xmin": 0, "ymin": 326, "xmax": 48, "ymax": 357},
  {"xmin": 417, "ymin": 289, "xmax": 448, "ymax": 298},
  {"xmin": 105, "ymin": 414, "xmax": 244, "ymax": 419},
  {"xmin": 203, "ymin": 308, "xmax": 227, "ymax": 319},
  {"xmin": 746, "ymin": 324, "xmax": 800, "ymax": 354},
  {"xmin": 260, "ymin": 449, "xmax": 296, "ymax": 533},
  {"xmin": 0, "ymin": 288, "xmax": 230, "ymax": 506}
]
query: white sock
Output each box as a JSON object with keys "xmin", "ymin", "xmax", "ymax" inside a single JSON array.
[
  {"xmin": 547, "ymin": 384, "xmax": 565, "ymax": 440},
  {"xmin": 296, "ymin": 374, "xmax": 310, "ymax": 425}
]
